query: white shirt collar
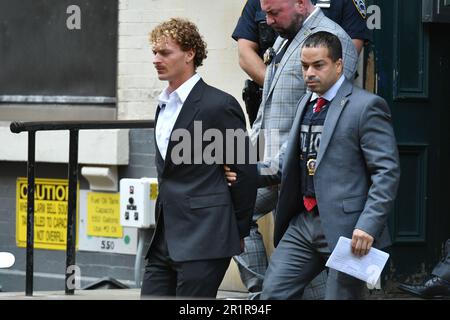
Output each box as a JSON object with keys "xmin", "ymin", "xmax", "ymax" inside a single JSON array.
[
  {"xmin": 311, "ymin": 74, "xmax": 346, "ymax": 102},
  {"xmin": 158, "ymin": 73, "xmax": 201, "ymax": 106},
  {"xmin": 303, "ymin": 7, "xmax": 320, "ymax": 26}
]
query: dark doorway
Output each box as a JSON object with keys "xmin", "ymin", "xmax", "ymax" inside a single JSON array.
[{"xmin": 371, "ymin": 0, "xmax": 450, "ymax": 285}]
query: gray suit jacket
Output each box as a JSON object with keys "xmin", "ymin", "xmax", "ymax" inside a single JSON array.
[
  {"xmin": 261, "ymin": 79, "xmax": 400, "ymax": 250},
  {"xmin": 250, "ymin": 8, "xmax": 358, "ymax": 165}
]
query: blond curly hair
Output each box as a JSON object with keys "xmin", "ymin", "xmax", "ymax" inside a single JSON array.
[{"xmin": 150, "ymin": 18, "xmax": 208, "ymax": 69}]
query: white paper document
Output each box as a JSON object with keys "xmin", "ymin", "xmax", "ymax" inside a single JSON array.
[{"xmin": 325, "ymin": 236, "xmax": 389, "ymax": 286}]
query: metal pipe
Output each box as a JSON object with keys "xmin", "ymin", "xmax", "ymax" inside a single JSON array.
[
  {"xmin": 65, "ymin": 130, "xmax": 79, "ymax": 295},
  {"xmin": 26, "ymin": 131, "xmax": 36, "ymax": 296},
  {"xmin": 10, "ymin": 120, "xmax": 154, "ymax": 133},
  {"xmin": 9, "ymin": 120, "xmax": 156, "ymax": 296}
]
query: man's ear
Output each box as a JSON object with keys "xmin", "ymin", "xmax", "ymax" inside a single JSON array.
[
  {"xmin": 336, "ymin": 58, "xmax": 344, "ymax": 75},
  {"xmin": 185, "ymin": 49, "xmax": 195, "ymax": 64},
  {"xmin": 295, "ymin": 0, "xmax": 307, "ymax": 13}
]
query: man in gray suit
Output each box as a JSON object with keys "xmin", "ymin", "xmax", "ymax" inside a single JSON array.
[
  {"xmin": 229, "ymin": 0, "xmax": 359, "ymax": 299},
  {"xmin": 257, "ymin": 31, "xmax": 400, "ymax": 299}
]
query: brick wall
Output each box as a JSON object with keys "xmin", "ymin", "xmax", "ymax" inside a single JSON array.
[
  {"xmin": 117, "ymin": 0, "xmax": 247, "ymax": 120},
  {"xmin": 120, "ymin": 129, "xmax": 156, "ymax": 179}
]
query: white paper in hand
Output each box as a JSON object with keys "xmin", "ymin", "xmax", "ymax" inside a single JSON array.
[
  {"xmin": 325, "ymin": 237, "xmax": 389, "ymax": 286},
  {"xmin": 0, "ymin": 252, "xmax": 15, "ymax": 268}
]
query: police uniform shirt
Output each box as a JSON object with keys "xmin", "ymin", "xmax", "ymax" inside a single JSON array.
[
  {"xmin": 232, "ymin": 0, "xmax": 371, "ymax": 51},
  {"xmin": 232, "ymin": 0, "xmax": 266, "ymax": 46},
  {"xmin": 232, "ymin": 0, "xmax": 277, "ymax": 56},
  {"xmin": 313, "ymin": 0, "xmax": 371, "ymax": 42}
]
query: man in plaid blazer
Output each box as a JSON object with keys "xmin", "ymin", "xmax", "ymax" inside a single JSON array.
[{"xmin": 233, "ymin": 0, "xmax": 358, "ymax": 299}]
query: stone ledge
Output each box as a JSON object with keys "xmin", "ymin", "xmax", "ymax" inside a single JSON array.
[{"xmin": 0, "ymin": 123, "xmax": 129, "ymax": 165}]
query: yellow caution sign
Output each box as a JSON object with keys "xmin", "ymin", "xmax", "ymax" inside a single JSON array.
[
  {"xmin": 16, "ymin": 178, "xmax": 79, "ymax": 250},
  {"xmin": 87, "ymin": 192, "xmax": 123, "ymax": 238},
  {"xmin": 150, "ymin": 182, "xmax": 158, "ymax": 200}
]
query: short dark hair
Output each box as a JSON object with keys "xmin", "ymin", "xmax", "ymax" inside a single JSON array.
[{"xmin": 302, "ymin": 31, "xmax": 342, "ymax": 62}]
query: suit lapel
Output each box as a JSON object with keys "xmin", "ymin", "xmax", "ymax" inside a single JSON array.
[
  {"xmin": 283, "ymin": 92, "xmax": 311, "ymax": 171},
  {"xmin": 315, "ymin": 79, "xmax": 353, "ymax": 169},
  {"xmin": 267, "ymin": 35, "xmax": 302, "ymax": 97},
  {"xmin": 263, "ymin": 37, "xmax": 283, "ymax": 94},
  {"xmin": 291, "ymin": 93, "xmax": 311, "ymax": 148},
  {"xmin": 162, "ymin": 79, "xmax": 204, "ymax": 173},
  {"xmin": 154, "ymin": 105, "xmax": 165, "ymax": 175}
]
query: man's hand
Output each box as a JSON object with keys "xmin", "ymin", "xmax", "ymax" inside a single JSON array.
[
  {"xmin": 224, "ymin": 165, "xmax": 237, "ymax": 186},
  {"xmin": 351, "ymin": 229, "xmax": 374, "ymax": 256}
]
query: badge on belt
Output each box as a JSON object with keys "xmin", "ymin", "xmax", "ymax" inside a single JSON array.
[{"xmin": 307, "ymin": 158, "xmax": 317, "ymax": 176}]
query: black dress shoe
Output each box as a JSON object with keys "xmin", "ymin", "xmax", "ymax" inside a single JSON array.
[{"xmin": 398, "ymin": 276, "xmax": 450, "ymax": 299}]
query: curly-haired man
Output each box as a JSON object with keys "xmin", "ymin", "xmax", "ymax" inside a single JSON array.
[{"xmin": 140, "ymin": 18, "xmax": 257, "ymax": 298}]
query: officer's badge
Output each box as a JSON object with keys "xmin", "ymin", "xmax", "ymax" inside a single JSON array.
[
  {"xmin": 263, "ymin": 47, "xmax": 275, "ymax": 65},
  {"xmin": 307, "ymin": 158, "xmax": 317, "ymax": 176},
  {"xmin": 352, "ymin": 0, "xmax": 367, "ymax": 19}
]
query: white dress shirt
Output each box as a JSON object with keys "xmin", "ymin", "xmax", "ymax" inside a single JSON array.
[{"xmin": 156, "ymin": 73, "xmax": 201, "ymax": 160}]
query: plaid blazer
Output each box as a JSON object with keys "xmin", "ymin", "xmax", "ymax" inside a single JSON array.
[{"xmin": 250, "ymin": 8, "xmax": 358, "ymax": 163}]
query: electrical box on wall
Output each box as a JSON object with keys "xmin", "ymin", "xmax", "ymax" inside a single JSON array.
[{"xmin": 120, "ymin": 178, "xmax": 158, "ymax": 228}]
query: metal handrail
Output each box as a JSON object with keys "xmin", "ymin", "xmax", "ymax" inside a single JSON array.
[
  {"xmin": 10, "ymin": 120, "xmax": 154, "ymax": 133},
  {"xmin": 10, "ymin": 120, "xmax": 155, "ymax": 296}
]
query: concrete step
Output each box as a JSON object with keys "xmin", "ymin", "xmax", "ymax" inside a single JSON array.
[{"xmin": 0, "ymin": 288, "xmax": 248, "ymax": 300}]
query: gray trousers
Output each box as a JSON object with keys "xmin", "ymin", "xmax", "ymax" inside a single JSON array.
[
  {"xmin": 233, "ymin": 186, "xmax": 327, "ymax": 299},
  {"xmin": 261, "ymin": 211, "xmax": 366, "ymax": 300}
]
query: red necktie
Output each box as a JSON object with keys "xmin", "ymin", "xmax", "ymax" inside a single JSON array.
[
  {"xmin": 303, "ymin": 196, "xmax": 317, "ymax": 212},
  {"xmin": 303, "ymin": 97, "xmax": 327, "ymax": 212},
  {"xmin": 314, "ymin": 97, "xmax": 327, "ymax": 113}
]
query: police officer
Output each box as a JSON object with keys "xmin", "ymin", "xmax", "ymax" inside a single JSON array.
[
  {"xmin": 231, "ymin": 0, "xmax": 371, "ymax": 299},
  {"xmin": 232, "ymin": 0, "xmax": 370, "ymax": 125},
  {"xmin": 233, "ymin": 0, "xmax": 277, "ymax": 125},
  {"xmin": 317, "ymin": 0, "xmax": 371, "ymax": 53}
]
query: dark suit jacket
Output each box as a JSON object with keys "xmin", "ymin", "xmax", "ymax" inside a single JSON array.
[{"xmin": 147, "ymin": 79, "xmax": 257, "ymax": 262}]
